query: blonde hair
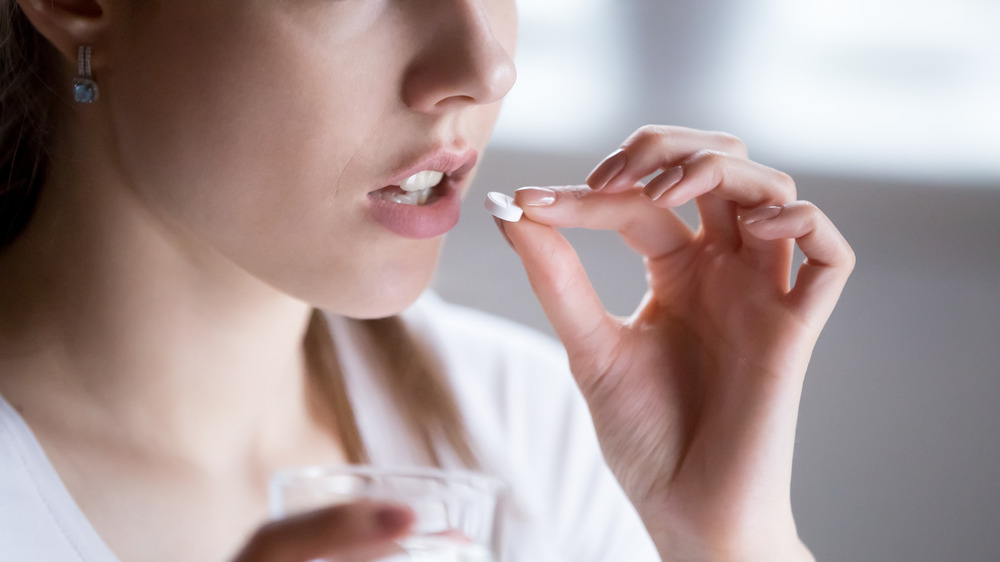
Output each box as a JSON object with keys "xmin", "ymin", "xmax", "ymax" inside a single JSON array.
[
  {"xmin": 307, "ymin": 312, "xmax": 479, "ymax": 467},
  {"xmin": 0, "ymin": 5, "xmax": 478, "ymax": 468}
]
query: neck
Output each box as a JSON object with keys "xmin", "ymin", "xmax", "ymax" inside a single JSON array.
[{"xmin": 0, "ymin": 146, "xmax": 324, "ymax": 472}]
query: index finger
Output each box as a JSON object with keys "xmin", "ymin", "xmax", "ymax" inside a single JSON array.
[{"xmin": 512, "ymin": 185, "xmax": 696, "ymax": 258}]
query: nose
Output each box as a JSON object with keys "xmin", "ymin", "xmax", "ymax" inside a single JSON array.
[{"xmin": 401, "ymin": 1, "xmax": 517, "ymax": 114}]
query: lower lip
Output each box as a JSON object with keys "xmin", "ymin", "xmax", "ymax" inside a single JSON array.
[{"xmin": 365, "ymin": 180, "xmax": 461, "ymax": 239}]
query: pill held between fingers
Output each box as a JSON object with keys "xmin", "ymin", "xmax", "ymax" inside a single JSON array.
[{"xmin": 484, "ymin": 191, "xmax": 524, "ymax": 222}]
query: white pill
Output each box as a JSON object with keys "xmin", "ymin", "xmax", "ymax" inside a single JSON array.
[{"xmin": 484, "ymin": 191, "xmax": 523, "ymax": 222}]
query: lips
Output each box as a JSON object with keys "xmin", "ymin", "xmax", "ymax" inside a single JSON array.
[
  {"xmin": 365, "ymin": 148, "xmax": 478, "ymax": 239},
  {"xmin": 381, "ymin": 149, "xmax": 478, "ymax": 189}
]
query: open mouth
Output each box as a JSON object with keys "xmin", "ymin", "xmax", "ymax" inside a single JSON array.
[
  {"xmin": 363, "ymin": 149, "xmax": 477, "ymax": 239},
  {"xmin": 371, "ymin": 170, "xmax": 447, "ymax": 206}
]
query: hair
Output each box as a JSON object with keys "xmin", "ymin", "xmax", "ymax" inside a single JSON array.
[
  {"xmin": 0, "ymin": 2, "xmax": 60, "ymax": 248},
  {"xmin": 0, "ymin": 4, "xmax": 478, "ymax": 468},
  {"xmin": 308, "ymin": 312, "xmax": 480, "ymax": 467}
]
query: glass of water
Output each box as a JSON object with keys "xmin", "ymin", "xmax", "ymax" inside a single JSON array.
[{"xmin": 270, "ymin": 465, "xmax": 506, "ymax": 561}]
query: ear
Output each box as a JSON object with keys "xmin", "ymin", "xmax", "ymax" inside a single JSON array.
[{"xmin": 15, "ymin": 0, "xmax": 111, "ymax": 66}]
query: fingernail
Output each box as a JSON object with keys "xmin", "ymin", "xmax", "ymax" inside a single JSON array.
[
  {"xmin": 375, "ymin": 507, "xmax": 409, "ymax": 533},
  {"xmin": 514, "ymin": 186, "xmax": 556, "ymax": 207},
  {"xmin": 739, "ymin": 205, "xmax": 784, "ymax": 224},
  {"xmin": 587, "ymin": 148, "xmax": 627, "ymax": 191},
  {"xmin": 642, "ymin": 166, "xmax": 684, "ymax": 201},
  {"xmin": 493, "ymin": 216, "xmax": 516, "ymax": 251}
]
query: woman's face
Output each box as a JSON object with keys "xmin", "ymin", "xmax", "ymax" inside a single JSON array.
[{"xmin": 103, "ymin": 0, "xmax": 517, "ymax": 318}]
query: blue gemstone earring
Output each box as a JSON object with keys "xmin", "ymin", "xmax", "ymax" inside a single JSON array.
[{"xmin": 73, "ymin": 46, "xmax": 99, "ymax": 103}]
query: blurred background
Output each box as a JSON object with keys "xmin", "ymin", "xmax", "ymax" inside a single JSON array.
[{"xmin": 433, "ymin": 0, "xmax": 1000, "ymax": 560}]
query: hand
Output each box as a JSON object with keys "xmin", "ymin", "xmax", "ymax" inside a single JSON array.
[
  {"xmin": 498, "ymin": 126, "xmax": 854, "ymax": 561},
  {"xmin": 231, "ymin": 501, "xmax": 413, "ymax": 562}
]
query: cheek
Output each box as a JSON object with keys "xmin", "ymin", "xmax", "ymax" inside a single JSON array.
[
  {"xmin": 496, "ymin": 0, "xmax": 519, "ymax": 55},
  {"xmin": 108, "ymin": 9, "xmax": 382, "ymax": 222},
  {"xmin": 103, "ymin": 6, "xmax": 436, "ymax": 313}
]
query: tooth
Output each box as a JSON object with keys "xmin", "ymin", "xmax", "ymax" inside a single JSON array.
[
  {"xmin": 400, "ymin": 170, "xmax": 444, "ymax": 192},
  {"xmin": 382, "ymin": 188, "xmax": 437, "ymax": 206},
  {"xmin": 383, "ymin": 190, "xmax": 419, "ymax": 205}
]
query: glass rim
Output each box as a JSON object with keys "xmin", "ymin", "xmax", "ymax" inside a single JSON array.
[{"xmin": 270, "ymin": 464, "xmax": 507, "ymax": 493}]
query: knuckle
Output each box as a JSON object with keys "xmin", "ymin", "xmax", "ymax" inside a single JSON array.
[
  {"xmin": 832, "ymin": 226, "xmax": 858, "ymax": 271},
  {"xmin": 628, "ymin": 124, "xmax": 670, "ymax": 150},
  {"xmin": 800, "ymin": 200, "xmax": 856, "ymax": 271},
  {"xmin": 691, "ymin": 148, "xmax": 727, "ymax": 167},
  {"xmin": 714, "ymin": 132, "xmax": 747, "ymax": 157},
  {"xmin": 845, "ymin": 246, "xmax": 857, "ymax": 271},
  {"xmin": 566, "ymin": 185, "xmax": 590, "ymax": 200},
  {"xmin": 685, "ymin": 149, "xmax": 728, "ymax": 186},
  {"xmin": 796, "ymin": 200, "xmax": 825, "ymax": 231},
  {"xmin": 795, "ymin": 199, "xmax": 818, "ymax": 215},
  {"xmin": 775, "ymin": 171, "xmax": 797, "ymax": 201},
  {"xmin": 636, "ymin": 123, "xmax": 667, "ymax": 139}
]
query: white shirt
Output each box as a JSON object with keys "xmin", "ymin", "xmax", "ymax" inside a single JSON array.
[{"xmin": 0, "ymin": 293, "xmax": 659, "ymax": 561}]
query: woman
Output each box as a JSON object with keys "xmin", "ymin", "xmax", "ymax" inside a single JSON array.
[{"xmin": 0, "ymin": 0, "xmax": 854, "ymax": 560}]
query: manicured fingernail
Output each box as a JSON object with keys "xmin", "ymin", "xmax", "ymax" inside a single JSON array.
[
  {"xmin": 642, "ymin": 166, "xmax": 684, "ymax": 201},
  {"xmin": 493, "ymin": 216, "xmax": 515, "ymax": 251},
  {"xmin": 739, "ymin": 205, "xmax": 784, "ymax": 224},
  {"xmin": 375, "ymin": 507, "xmax": 410, "ymax": 533},
  {"xmin": 514, "ymin": 186, "xmax": 556, "ymax": 206},
  {"xmin": 587, "ymin": 148, "xmax": 627, "ymax": 191}
]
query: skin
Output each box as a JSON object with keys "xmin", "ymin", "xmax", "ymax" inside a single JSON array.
[
  {"xmin": 2, "ymin": 0, "xmax": 515, "ymax": 560},
  {"xmin": 0, "ymin": 1, "xmax": 853, "ymax": 561},
  {"xmin": 503, "ymin": 126, "xmax": 854, "ymax": 560}
]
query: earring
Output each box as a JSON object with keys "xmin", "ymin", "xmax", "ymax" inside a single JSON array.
[{"xmin": 73, "ymin": 46, "xmax": 99, "ymax": 103}]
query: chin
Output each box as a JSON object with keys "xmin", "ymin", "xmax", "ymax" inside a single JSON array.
[
  {"xmin": 303, "ymin": 253, "xmax": 439, "ymax": 320},
  {"xmin": 337, "ymin": 281, "xmax": 428, "ymax": 320}
]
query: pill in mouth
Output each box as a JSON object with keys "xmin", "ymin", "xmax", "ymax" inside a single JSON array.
[{"xmin": 484, "ymin": 192, "xmax": 523, "ymax": 222}]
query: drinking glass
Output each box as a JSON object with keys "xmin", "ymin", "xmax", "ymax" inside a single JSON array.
[{"xmin": 270, "ymin": 465, "xmax": 506, "ymax": 561}]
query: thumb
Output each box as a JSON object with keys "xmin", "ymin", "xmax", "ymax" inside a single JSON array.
[
  {"xmin": 498, "ymin": 214, "xmax": 618, "ymax": 381},
  {"xmin": 232, "ymin": 501, "xmax": 412, "ymax": 562}
]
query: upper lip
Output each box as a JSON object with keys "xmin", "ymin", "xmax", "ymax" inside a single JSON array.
[{"xmin": 382, "ymin": 147, "xmax": 479, "ymax": 189}]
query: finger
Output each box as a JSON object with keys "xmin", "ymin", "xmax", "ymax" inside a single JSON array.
[
  {"xmin": 588, "ymin": 125, "xmax": 748, "ymax": 193},
  {"xmin": 499, "ymin": 217, "xmax": 619, "ymax": 386},
  {"xmin": 513, "ymin": 185, "xmax": 696, "ymax": 258},
  {"xmin": 740, "ymin": 201, "xmax": 856, "ymax": 321},
  {"xmin": 232, "ymin": 501, "xmax": 413, "ymax": 562},
  {"xmin": 695, "ymin": 193, "xmax": 739, "ymax": 246},
  {"xmin": 644, "ymin": 150, "xmax": 797, "ymax": 255}
]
